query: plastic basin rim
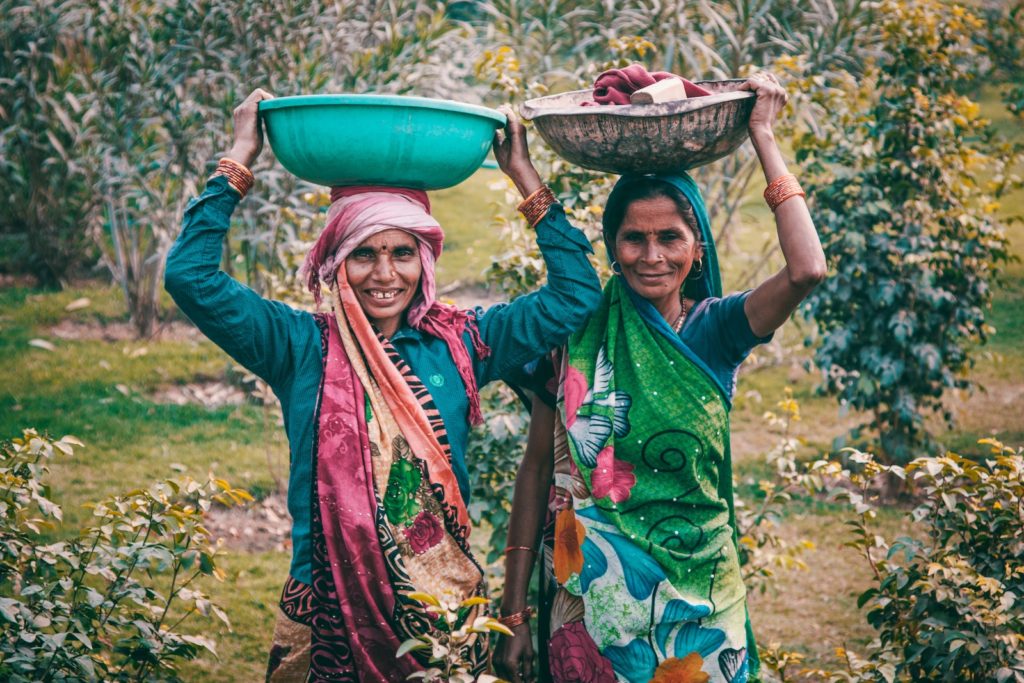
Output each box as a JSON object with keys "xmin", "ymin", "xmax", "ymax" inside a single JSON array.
[{"xmin": 258, "ymin": 94, "xmax": 507, "ymax": 125}]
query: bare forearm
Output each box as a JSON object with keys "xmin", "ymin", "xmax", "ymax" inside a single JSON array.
[
  {"xmin": 507, "ymin": 163, "xmax": 543, "ymax": 199},
  {"xmin": 501, "ymin": 401, "xmax": 555, "ymax": 614},
  {"xmin": 744, "ymin": 128, "xmax": 826, "ymax": 336}
]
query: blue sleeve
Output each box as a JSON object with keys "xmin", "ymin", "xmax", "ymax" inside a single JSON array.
[
  {"xmin": 701, "ymin": 291, "xmax": 773, "ymax": 368},
  {"xmin": 164, "ymin": 176, "xmax": 314, "ymax": 389},
  {"xmin": 472, "ymin": 205, "xmax": 602, "ymax": 385}
]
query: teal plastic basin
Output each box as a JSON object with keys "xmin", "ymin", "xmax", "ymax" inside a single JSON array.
[{"xmin": 259, "ymin": 94, "xmax": 506, "ymax": 189}]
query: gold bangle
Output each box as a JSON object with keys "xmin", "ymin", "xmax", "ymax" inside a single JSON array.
[
  {"xmin": 517, "ymin": 185, "xmax": 557, "ymax": 228},
  {"xmin": 763, "ymin": 173, "xmax": 805, "ymax": 212},
  {"xmin": 211, "ymin": 158, "xmax": 255, "ymax": 198},
  {"xmin": 497, "ymin": 607, "xmax": 533, "ymax": 630}
]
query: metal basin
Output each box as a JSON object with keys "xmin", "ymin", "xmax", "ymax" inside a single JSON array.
[{"xmin": 520, "ymin": 80, "xmax": 754, "ymax": 174}]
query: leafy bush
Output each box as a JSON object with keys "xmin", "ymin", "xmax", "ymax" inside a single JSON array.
[
  {"xmin": 976, "ymin": 0, "xmax": 1024, "ymax": 118},
  {"xmin": 0, "ymin": 0, "xmax": 100, "ymax": 287},
  {"xmin": 0, "ymin": 429, "xmax": 251, "ymax": 682},
  {"xmin": 734, "ymin": 389, "xmax": 815, "ymax": 594},
  {"xmin": 799, "ymin": 0, "xmax": 1017, "ymax": 463},
  {"xmin": 797, "ymin": 438, "xmax": 1024, "ymax": 682},
  {"xmin": 466, "ymin": 384, "xmax": 529, "ymax": 568},
  {"xmin": 396, "ymin": 592, "xmax": 509, "ymax": 683}
]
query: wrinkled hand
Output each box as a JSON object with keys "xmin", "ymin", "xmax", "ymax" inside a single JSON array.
[
  {"xmin": 493, "ymin": 104, "xmax": 542, "ymax": 198},
  {"xmin": 226, "ymin": 88, "xmax": 275, "ymax": 168},
  {"xmin": 740, "ymin": 71, "xmax": 788, "ymax": 139},
  {"xmin": 494, "ymin": 623, "xmax": 535, "ymax": 683}
]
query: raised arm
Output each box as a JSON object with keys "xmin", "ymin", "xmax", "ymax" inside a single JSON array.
[
  {"xmin": 474, "ymin": 107, "xmax": 603, "ymax": 384},
  {"xmin": 740, "ymin": 73, "xmax": 827, "ymax": 338},
  {"xmin": 495, "ymin": 398, "xmax": 556, "ymax": 683},
  {"xmin": 165, "ymin": 89, "xmax": 311, "ymax": 388}
]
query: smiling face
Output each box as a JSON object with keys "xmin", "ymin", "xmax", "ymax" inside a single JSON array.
[
  {"xmin": 345, "ymin": 229, "xmax": 422, "ymax": 336},
  {"xmin": 614, "ymin": 196, "xmax": 702, "ymax": 315}
]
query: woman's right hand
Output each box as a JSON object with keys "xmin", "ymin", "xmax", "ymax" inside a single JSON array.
[
  {"xmin": 225, "ymin": 88, "xmax": 275, "ymax": 168},
  {"xmin": 493, "ymin": 104, "xmax": 542, "ymax": 199},
  {"xmin": 494, "ymin": 622, "xmax": 535, "ymax": 683}
]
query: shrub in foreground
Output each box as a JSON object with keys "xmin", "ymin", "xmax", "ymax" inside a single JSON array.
[
  {"xmin": 0, "ymin": 429, "xmax": 251, "ymax": 682},
  {"xmin": 797, "ymin": 438, "xmax": 1024, "ymax": 682}
]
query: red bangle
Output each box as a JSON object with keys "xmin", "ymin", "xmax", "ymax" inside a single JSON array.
[
  {"xmin": 505, "ymin": 545, "xmax": 537, "ymax": 556},
  {"xmin": 211, "ymin": 157, "xmax": 255, "ymax": 198},
  {"xmin": 517, "ymin": 186, "xmax": 558, "ymax": 228},
  {"xmin": 498, "ymin": 607, "xmax": 533, "ymax": 629},
  {"xmin": 763, "ymin": 173, "xmax": 805, "ymax": 212}
]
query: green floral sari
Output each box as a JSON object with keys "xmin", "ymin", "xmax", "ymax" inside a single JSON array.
[{"xmin": 540, "ymin": 174, "xmax": 758, "ymax": 683}]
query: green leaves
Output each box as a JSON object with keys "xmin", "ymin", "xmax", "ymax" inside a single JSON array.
[
  {"xmin": 0, "ymin": 428, "xmax": 250, "ymax": 681},
  {"xmin": 808, "ymin": 439, "xmax": 1024, "ymax": 681},
  {"xmin": 397, "ymin": 592, "xmax": 512, "ymax": 681},
  {"xmin": 801, "ymin": 0, "xmax": 1018, "ymax": 463}
]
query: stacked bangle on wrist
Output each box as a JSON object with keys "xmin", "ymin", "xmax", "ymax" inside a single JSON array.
[
  {"xmin": 763, "ymin": 173, "xmax": 805, "ymax": 212},
  {"xmin": 517, "ymin": 185, "xmax": 558, "ymax": 228},
  {"xmin": 212, "ymin": 157, "xmax": 255, "ymax": 198},
  {"xmin": 497, "ymin": 606, "xmax": 533, "ymax": 630}
]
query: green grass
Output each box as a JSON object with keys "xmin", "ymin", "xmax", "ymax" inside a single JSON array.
[
  {"xmin": 0, "ymin": 285, "xmax": 283, "ymax": 530},
  {"xmin": 176, "ymin": 551, "xmax": 292, "ymax": 682},
  {"xmin": 429, "ymin": 168, "xmax": 507, "ymax": 286}
]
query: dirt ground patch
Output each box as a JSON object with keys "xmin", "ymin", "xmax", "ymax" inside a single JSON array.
[
  {"xmin": 204, "ymin": 493, "xmax": 291, "ymax": 554},
  {"xmin": 151, "ymin": 381, "xmax": 248, "ymax": 408},
  {"xmin": 49, "ymin": 319, "xmax": 204, "ymax": 342}
]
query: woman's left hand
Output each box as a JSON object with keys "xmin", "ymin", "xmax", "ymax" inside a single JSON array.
[
  {"xmin": 493, "ymin": 104, "xmax": 542, "ymax": 198},
  {"xmin": 740, "ymin": 71, "xmax": 788, "ymax": 139}
]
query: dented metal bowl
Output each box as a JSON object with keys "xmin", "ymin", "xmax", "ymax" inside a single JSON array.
[{"xmin": 520, "ymin": 80, "xmax": 755, "ymax": 174}]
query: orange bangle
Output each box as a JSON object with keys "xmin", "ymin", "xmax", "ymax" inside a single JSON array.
[
  {"xmin": 497, "ymin": 607, "xmax": 533, "ymax": 630},
  {"xmin": 763, "ymin": 173, "xmax": 805, "ymax": 212},
  {"xmin": 211, "ymin": 158, "xmax": 255, "ymax": 198},
  {"xmin": 517, "ymin": 186, "xmax": 558, "ymax": 228}
]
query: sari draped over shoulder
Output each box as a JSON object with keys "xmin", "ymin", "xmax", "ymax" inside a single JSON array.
[
  {"xmin": 539, "ymin": 174, "xmax": 758, "ymax": 683},
  {"xmin": 267, "ymin": 188, "xmax": 489, "ymax": 683},
  {"xmin": 268, "ymin": 274, "xmax": 489, "ymax": 683}
]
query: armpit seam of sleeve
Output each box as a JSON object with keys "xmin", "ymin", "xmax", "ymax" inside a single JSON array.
[{"xmin": 494, "ymin": 294, "xmax": 583, "ymax": 379}]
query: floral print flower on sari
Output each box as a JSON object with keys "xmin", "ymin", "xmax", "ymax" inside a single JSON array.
[
  {"xmin": 403, "ymin": 510, "xmax": 443, "ymax": 554},
  {"xmin": 567, "ymin": 456, "xmax": 591, "ymax": 499},
  {"xmin": 553, "ymin": 507, "xmax": 586, "ymax": 585},
  {"xmin": 549, "ymin": 622, "xmax": 616, "ymax": 683},
  {"xmin": 562, "ymin": 365, "xmax": 589, "ymax": 428},
  {"xmin": 384, "ymin": 458, "xmax": 421, "ymax": 527},
  {"xmin": 550, "ymin": 484, "xmax": 572, "ymax": 513},
  {"xmin": 590, "ymin": 446, "xmax": 636, "ymax": 503},
  {"xmin": 650, "ymin": 653, "xmax": 710, "ymax": 683}
]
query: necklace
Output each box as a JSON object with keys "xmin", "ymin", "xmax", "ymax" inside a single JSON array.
[{"xmin": 671, "ymin": 295, "xmax": 690, "ymax": 333}]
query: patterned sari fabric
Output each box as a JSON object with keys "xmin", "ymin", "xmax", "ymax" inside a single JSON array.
[
  {"xmin": 539, "ymin": 174, "xmax": 757, "ymax": 683},
  {"xmin": 267, "ymin": 271, "xmax": 488, "ymax": 683}
]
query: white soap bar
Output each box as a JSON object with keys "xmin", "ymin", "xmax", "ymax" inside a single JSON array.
[{"xmin": 629, "ymin": 79, "xmax": 687, "ymax": 105}]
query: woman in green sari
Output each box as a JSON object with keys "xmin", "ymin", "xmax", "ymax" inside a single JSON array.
[{"xmin": 495, "ymin": 72, "xmax": 826, "ymax": 683}]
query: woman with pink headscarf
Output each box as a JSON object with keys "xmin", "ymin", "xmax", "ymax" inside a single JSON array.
[{"xmin": 165, "ymin": 89, "xmax": 601, "ymax": 681}]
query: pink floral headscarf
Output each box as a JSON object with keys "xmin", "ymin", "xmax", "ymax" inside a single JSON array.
[{"xmin": 301, "ymin": 186, "xmax": 490, "ymax": 426}]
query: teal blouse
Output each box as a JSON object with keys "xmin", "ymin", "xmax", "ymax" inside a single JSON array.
[{"xmin": 165, "ymin": 176, "xmax": 601, "ymax": 583}]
